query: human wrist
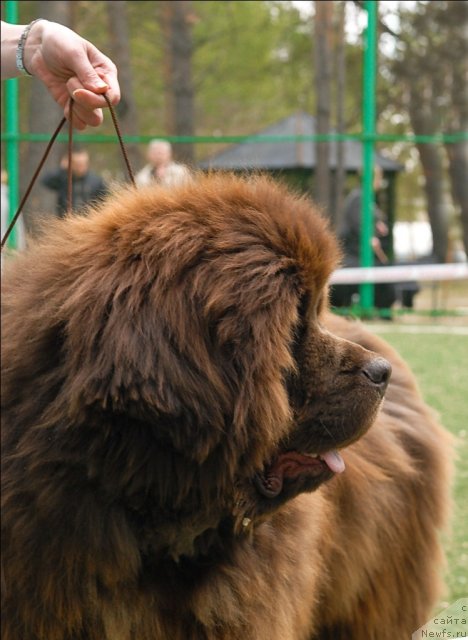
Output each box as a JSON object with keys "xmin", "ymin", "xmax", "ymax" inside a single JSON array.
[
  {"xmin": 1, "ymin": 22, "xmax": 23, "ymax": 79},
  {"xmin": 19, "ymin": 19, "xmax": 47, "ymax": 76}
]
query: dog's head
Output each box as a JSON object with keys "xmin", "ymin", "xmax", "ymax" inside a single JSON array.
[{"xmin": 2, "ymin": 174, "xmax": 390, "ymax": 559}]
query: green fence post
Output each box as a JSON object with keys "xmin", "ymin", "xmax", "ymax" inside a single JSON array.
[
  {"xmin": 4, "ymin": 0, "xmax": 20, "ymax": 250},
  {"xmin": 360, "ymin": 0, "xmax": 378, "ymax": 315}
]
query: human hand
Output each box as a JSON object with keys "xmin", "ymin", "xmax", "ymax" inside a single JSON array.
[
  {"xmin": 375, "ymin": 220, "xmax": 389, "ymax": 237},
  {"xmin": 371, "ymin": 237, "xmax": 389, "ymax": 264},
  {"xmin": 23, "ymin": 20, "xmax": 120, "ymax": 130}
]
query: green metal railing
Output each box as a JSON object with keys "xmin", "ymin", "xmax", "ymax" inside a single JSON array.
[
  {"xmin": 2, "ymin": 131, "xmax": 465, "ymax": 145},
  {"xmin": 360, "ymin": 0, "xmax": 377, "ymax": 313},
  {"xmin": 2, "ymin": 0, "xmax": 467, "ymax": 312},
  {"xmin": 3, "ymin": 0, "xmax": 20, "ymax": 249}
]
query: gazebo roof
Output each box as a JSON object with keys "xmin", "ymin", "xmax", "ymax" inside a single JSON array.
[{"xmin": 199, "ymin": 111, "xmax": 403, "ymax": 172}]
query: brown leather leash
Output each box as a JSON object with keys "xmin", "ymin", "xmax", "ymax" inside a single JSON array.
[{"xmin": 1, "ymin": 93, "xmax": 135, "ymax": 251}]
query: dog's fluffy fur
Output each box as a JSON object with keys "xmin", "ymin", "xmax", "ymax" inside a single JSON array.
[{"xmin": 1, "ymin": 174, "xmax": 452, "ymax": 639}]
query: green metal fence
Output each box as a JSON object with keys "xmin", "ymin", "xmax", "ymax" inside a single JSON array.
[
  {"xmin": 2, "ymin": 1, "xmax": 467, "ymax": 315},
  {"xmin": 3, "ymin": 0, "xmax": 20, "ymax": 249}
]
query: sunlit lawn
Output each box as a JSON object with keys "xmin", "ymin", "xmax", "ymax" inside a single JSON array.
[{"xmin": 374, "ymin": 328, "xmax": 468, "ymax": 606}]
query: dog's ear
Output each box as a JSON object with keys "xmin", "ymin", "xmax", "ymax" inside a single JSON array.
[{"xmin": 189, "ymin": 248, "xmax": 302, "ymax": 467}]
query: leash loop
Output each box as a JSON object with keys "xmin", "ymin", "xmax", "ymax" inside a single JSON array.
[
  {"xmin": 1, "ymin": 93, "xmax": 135, "ymax": 251},
  {"xmin": 1, "ymin": 116, "xmax": 66, "ymax": 250}
]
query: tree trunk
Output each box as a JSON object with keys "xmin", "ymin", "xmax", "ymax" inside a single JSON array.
[
  {"xmin": 107, "ymin": 0, "xmax": 142, "ymax": 179},
  {"xmin": 313, "ymin": 1, "xmax": 332, "ymax": 213},
  {"xmin": 22, "ymin": 1, "xmax": 72, "ymax": 234},
  {"xmin": 408, "ymin": 82, "xmax": 449, "ymax": 262},
  {"xmin": 415, "ymin": 142, "xmax": 448, "ymax": 261},
  {"xmin": 333, "ymin": 1, "xmax": 346, "ymax": 229},
  {"xmin": 446, "ymin": 141, "xmax": 468, "ymax": 257},
  {"xmin": 160, "ymin": 0, "xmax": 195, "ymax": 165},
  {"xmin": 445, "ymin": 2, "xmax": 468, "ymax": 256},
  {"xmin": 160, "ymin": 2, "xmax": 174, "ymax": 143}
]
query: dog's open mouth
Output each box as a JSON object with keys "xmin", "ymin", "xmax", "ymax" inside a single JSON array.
[{"xmin": 253, "ymin": 450, "xmax": 345, "ymax": 498}]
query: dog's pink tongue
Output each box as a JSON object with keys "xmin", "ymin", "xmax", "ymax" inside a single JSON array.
[{"xmin": 320, "ymin": 450, "xmax": 345, "ymax": 474}]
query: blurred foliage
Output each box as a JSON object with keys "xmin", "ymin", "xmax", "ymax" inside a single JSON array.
[
  {"xmin": 379, "ymin": 0, "xmax": 467, "ymax": 241},
  {"xmin": 3, "ymin": 1, "xmax": 365, "ymax": 159},
  {"xmin": 1, "ymin": 0, "xmax": 466, "ymax": 239}
]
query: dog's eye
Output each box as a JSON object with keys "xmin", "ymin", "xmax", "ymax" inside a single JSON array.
[
  {"xmin": 292, "ymin": 293, "xmax": 310, "ymax": 354},
  {"xmin": 297, "ymin": 292, "xmax": 310, "ymax": 321},
  {"xmin": 316, "ymin": 291, "xmax": 326, "ymax": 317}
]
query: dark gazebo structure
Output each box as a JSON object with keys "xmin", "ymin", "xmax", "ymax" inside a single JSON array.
[{"xmin": 199, "ymin": 111, "xmax": 403, "ymax": 231}]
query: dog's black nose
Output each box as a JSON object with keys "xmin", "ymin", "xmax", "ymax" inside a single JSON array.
[{"xmin": 362, "ymin": 357, "xmax": 392, "ymax": 387}]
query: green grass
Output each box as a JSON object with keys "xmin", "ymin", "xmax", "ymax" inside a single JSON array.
[{"xmin": 375, "ymin": 329, "xmax": 468, "ymax": 605}]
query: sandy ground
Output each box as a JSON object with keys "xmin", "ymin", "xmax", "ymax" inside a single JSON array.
[{"xmin": 395, "ymin": 280, "xmax": 468, "ymax": 327}]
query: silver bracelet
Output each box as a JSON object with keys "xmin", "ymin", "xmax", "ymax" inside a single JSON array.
[{"xmin": 16, "ymin": 19, "xmax": 43, "ymax": 76}]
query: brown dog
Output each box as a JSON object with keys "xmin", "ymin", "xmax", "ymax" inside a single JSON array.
[{"xmin": 1, "ymin": 174, "xmax": 452, "ymax": 639}]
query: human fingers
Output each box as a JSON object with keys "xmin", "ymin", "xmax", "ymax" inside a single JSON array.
[
  {"xmin": 70, "ymin": 87, "xmax": 114, "ymax": 110},
  {"xmin": 69, "ymin": 43, "xmax": 120, "ymax": 104},
  {"xmin": 66, "ymin": 81, "xmax": 109, "ymax": 128},
  {"xmin": 64, "ymin": 98, "xmax": 104, "ymax": 130}
]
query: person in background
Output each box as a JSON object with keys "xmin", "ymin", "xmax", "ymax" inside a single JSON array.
[
  {"xmin": 1, "ymin": 19, "xmax": 120, "ymax": 129},
  {"xmin": 331, "ymin": 166, "xmax": 397, "ymax": 311},
  {"xmin": 135, "ymin": 139, "xmax": 191, "ymax": 188},
  {"xmin": 338, "ymin": 167, "xmax": 391, "ymax": 268},
  {"xmin": 41, "ymin": 147, "xmax": 107, "ymax": 217}
]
